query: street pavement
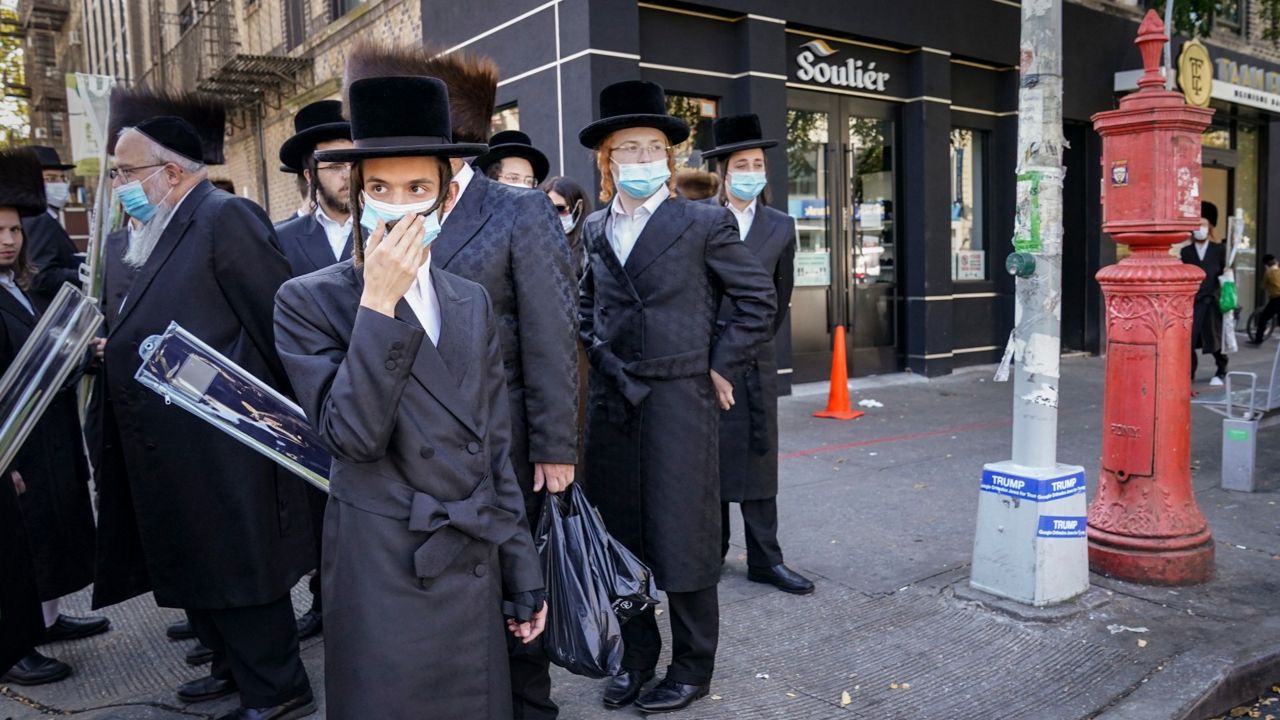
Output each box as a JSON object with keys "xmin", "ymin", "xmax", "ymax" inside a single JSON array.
[{"xmin": 5, "ymin": 342, "xmax": 1280, "ymax": 720}]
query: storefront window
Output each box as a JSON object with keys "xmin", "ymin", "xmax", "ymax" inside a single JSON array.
[
  {"xmin": 666, "ymin": 94, "xmax": 717, "ymax": 166},
  {"xmin": 786, "ymin": 109, "xmax": 830, "ymax": 285},
  {"xmin": 490, "ymin": 104, "xmax": 520, "ymax": 136},
  {"xmin": 950, "ymin": 128, "xmax": 987, "ymax": 281}
]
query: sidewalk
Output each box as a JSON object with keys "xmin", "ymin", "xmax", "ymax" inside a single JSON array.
[{"xmin": 5, "ymin": 344, "xmax": 1280, "ymax": 719}]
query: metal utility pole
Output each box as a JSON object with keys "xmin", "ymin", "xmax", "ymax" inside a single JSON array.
[{"xmin": 970, "ymin": 0, "xmax": 1089, "ymax": 607}]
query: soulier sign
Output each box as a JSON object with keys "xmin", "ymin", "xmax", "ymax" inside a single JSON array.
[{"xmin": 794, "ymin": 39, "xmax": 892, "ymax": 94}]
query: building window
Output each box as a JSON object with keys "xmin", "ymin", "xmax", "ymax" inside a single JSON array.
[
  {"xmin": 666, "ymin": 94, "xmax": 717, "ymax": 167},
  {"xmin": 331, "ymin": 0, "xmax": 366, "ymax": 20},
  {"xmin": 50, "ymin": 114, "xmax": 64, "ymax": 140},
  {"xmin": 178, "ymin": 2, "xmax": 196, "ymax": 35},
  {"xmin": 1216, "ymin": 0, "xmax": 1243, "ymax": 33},
  {"xmin": 490, "ymin": 104, "xmax": 519, "ymax": 136},
  {"xmin": 950, "ymin": 128, "xmax": 987, "ymax": 281}
]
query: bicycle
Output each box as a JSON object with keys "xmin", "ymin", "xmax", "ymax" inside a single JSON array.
[{"xmin": 1247, "ymin": 306, "xmax": 1278, "ymax": 342}]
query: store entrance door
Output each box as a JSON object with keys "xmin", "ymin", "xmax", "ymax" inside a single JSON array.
[{"xmin": 786, "ymin": 89, "xmax": 899, "ymax": 383}]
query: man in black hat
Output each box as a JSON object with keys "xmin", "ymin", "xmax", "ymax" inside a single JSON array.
[
  {"xmin": 93, "ymin": 116, "xmax": 315, "ymax": 720},
  {"xmin": 21, "ymin": 146, "xmax": 80, "ymax": 309},
  {"xmin": 474, "ymin": 130, "xmax": 550, "ymax": 189},
  {"xmin": 578, "ymin": 81, "xmax": 775, "ymax": 713},
  {"xmin": 1181, "ymin": 201, "xmax": 1229, "ymax": 384},
  {"xmin": 344, "ymin": 42, "xmax": 579, "ymax": 720}
]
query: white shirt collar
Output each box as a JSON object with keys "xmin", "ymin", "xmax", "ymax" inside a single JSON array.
[
  {"xmin": 0, "ymin": 271, "xmax": 17, "ymax": 288},
  {"xmin": 314, "ymin": 205, "xmax": 351, "ymax": 232},
  {"xmin": 405, "ymin": 261, "xmax": 441, "ymax": 345},
  {"xmin": 610, "ymin": 186, "xmax": 668, "ymax": 220},
  {"xmin": 727, "ymin": 199, "xmax": 757, "ymax": 218}
]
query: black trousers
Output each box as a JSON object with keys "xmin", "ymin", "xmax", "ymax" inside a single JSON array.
[
  {"xmin": 720, "ymin": 499, "xmax": 785, "ymax": 568},
  {"xmin": 1254, "ymin": 297, "xmax": 1280, "ymax": 342},
  {"xmin": 1191, "ymin": 349, "xmax": 1229, "ymax": 379},
  {"xmin": 509, "ymin": 490, "xmax": 557, "ymax": 720},
  {"xmin": 305, "ymin": 485, "xmax": 326, "ymax": 613},
  {"xmin": 622, "ymin": 585, "xmax": 718, "ymax": 686},
  {"xmin": 187, "ymin": 594, "xmax": 310, "ymax": 708}
]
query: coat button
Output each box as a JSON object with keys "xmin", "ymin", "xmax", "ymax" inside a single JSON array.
[
  {"xmin": 389, "ymin": 349, "xmax": 402, "ymax": 360},
  {"xmin": 473, "ymin": 563, "xmax": 488, "ymax": 578},
  {"xmin": 419, "ymin": 446, "xmax": 435, "ymax": 459},
  {"xmin": 392, "ymin": 341, "xmax": 404, "ymax": 350},
  {"xmin": 466, "ymin": 441, "xmax": 481, "ymax": 454},
  {"xmin": 384, "ymin": 360, "xmax": 397, "ymax": 370}
]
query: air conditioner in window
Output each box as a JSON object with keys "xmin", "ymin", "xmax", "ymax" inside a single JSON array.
[
  {"xmin": 69, "ymin": 31, "xmax": 80, "ymax": 45},
  {"xmin": 34, "ymin": 128, "xmax": 47, "ymax": 138}
]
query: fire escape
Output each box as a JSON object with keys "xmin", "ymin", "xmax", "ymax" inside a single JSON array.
[
  {"xmin": 138, "ymin": 0, "xmax": 311, "ymax": 132},
  {"xmin": 16, "ymin": 0, "xmax": 69, "ymax": 153}
]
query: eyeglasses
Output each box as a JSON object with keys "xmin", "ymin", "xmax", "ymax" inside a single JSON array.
[
  {"xmin": 315, "ymin": 163, "xmax": 351, "ymax": 174},
  {"xmin": 552, "ymin": 203, "xmax": 573, "ymax": 215},
  {"xmin": 499, "ymin": 172, "xmax": 538, "ymax": 188},
  {"xmin": 610, "ymin": 142, "xmax": 671, "ymax": 162},
  {"xmin": 108, "ymin": 163, "xmax": 165, "ymax": 181}
]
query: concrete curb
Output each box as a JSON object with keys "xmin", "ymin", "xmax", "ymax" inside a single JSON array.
[{"xmin": 1094, "ymin": 641, "xmax": 1280, "ymax": 720}]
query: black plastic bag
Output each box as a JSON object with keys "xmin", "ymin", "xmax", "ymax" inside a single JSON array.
[
  {"xmin": 567, "ymin": 486, "xmax": 659, "ymax": 623},
  {"xmin": 536, "ymin": 487, "xmax": 624, "ymax": 678}
]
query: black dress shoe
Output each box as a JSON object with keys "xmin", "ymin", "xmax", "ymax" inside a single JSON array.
[
  {"xmin": 603, "ymin": 668, "xmax": 655, "ymax": 709},
  {"xmin": 177, "ymin": 674, "xmax": 237, "ymax": 703},
  {"xmin": 214, "ymin": 689, "xmax": 316, "ymax": 720},
  {"xmin": 41, "ymin": 614, "xmax": 111, "ymax": 643},
  {"xmin": 747, "ymin": 563, "xmax": 816, "ymax": 595},
  {"xmin": 186, "ymin": 642, "xmax": 214, "ymax": 667},
  {"xmin": 295, "ymin": 608, "xmax": 322, "ymax": 640},
  {"xmin": 0, "ymin": 650, "xmax": 71, "ymax": 685},
  {"xmin": 634, "ymin": 679, "xmax": 710, "ymax": 714},
  {"xmin": 167, "ymin": 619, "xmax": 196, "ymax": 640}
]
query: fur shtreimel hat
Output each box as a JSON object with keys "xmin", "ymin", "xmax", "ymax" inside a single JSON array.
[
  {"xmin": 674, "ymin": 168, "xmax": 720, "ymax": 201},
  {"xmin": 0, "ymin": 148, "xmax": 48, "ymax": 217},
  {"xmin": 1201, "ymin": 201, "xmax": 1219, "ymax": 227},
  {"xmin": 343, "ymin": 40, "xmax": 499, "ymax": 145},
  {"xmin": 107, "ymin": 89, "xmax": 229, "ymax": 165}
]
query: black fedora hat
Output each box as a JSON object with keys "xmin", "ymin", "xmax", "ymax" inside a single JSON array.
[
  {"xmin": 473, "ymin": 130, "xmax": 550, "ymax": 183},
  {"xmin": 279, "ymin": 100, "xmax": 352, "ymax": 171},
  {"xmin": 578, "ymin": 80, "xmax": 690, "ymax": 150},
  {"xmin": 315, "ymin": 76, "xmax": 486, "ymax": 162},
  {"xmin": 1201, "ymin": 200, "xmax": 1219, "ymax": 226},
  {"xmin": 0, "ymin": 149, "xmax": 48, "ymax": 217},
  {"xmin": 28, "ymin": 145, "xmax": 74, "ymax": 171},
  {"xmin": 701, "ymin": 114, "xmax": 777, "ymax": 161},
  {"xmin": 279, "ymin": 164, "xmax": 300, "ymax": 175}
]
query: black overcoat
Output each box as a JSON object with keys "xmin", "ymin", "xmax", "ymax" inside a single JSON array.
[
  {"xmin": 91, "ymin": 180, "xmax": 314, "ymax": 610},
  {"xmin": 1181, "ymin": 240, "xmax": 1226, "ymax": 354},
  {"xmin": 273, "ymin": 212, "xmax": 351, "ymax": 278},
  {"xmin": 579, "ymin": 195, "xmax": 776, "ymax": 592},
  {"xmin": 0, "ymin": 286, "xmax": 96, "ymax": 601},
  {"xmin": 0, "ymin": 469, "xmax": 42, "ymax": 674},
  {"xmin": 85, "ymin": 228, "xmax": 133, "ymax": 477},
  {"xmin": 274, "ymin": 261, "xmax": 543, "ymax": 719},
  {"xmin": 717, "ymin": 204, "xmax": 796, "ymax": 502},
  {"xmin": 434, "ymin": 172, "xmax": 579, "ymax": 521},
  {"xmin": 22, "ymin": 212, "xmax": 81, "ymax": 310}
]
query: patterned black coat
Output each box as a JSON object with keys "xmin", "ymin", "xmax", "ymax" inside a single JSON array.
[
  {"xmin": 580, "ymin": 195, "xmax": 775, "ymax": 592},
  {"xmin": 717, "ymin": 204, "xmax": 796, "ymax": 502},
  {"xmin": 433, "ymin": 172, "xmax": 579, "ymax": 522},
  {"xmin": 22, "ymin": 212, "xmax": 81, "ymax": 310},
  {"xmin": 0, "ymin": 285, "xmax": 95, "ymax": 602},
  {"xmin": 92, "ymin": 180, "xmax": 314, "ymax": 610}
]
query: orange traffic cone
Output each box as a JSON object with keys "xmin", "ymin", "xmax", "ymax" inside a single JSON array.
[{"xmin": 814, "ymin": 325, "xmax": 864, "ymax": 421}]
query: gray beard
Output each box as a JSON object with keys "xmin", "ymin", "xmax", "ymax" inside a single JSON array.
[{"xmin": 122, "ymin": 200, "xmax": 179, "ymax": 270}]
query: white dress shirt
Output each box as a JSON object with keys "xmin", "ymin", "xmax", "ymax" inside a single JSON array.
[
  {"xmin": 314, "ymin": 206, "xmax": 353, "ymax": 261},
  {"xmin": 727, "ymin": 199, "xmax": 757, "ymax": 241},
  {"xmin": 1195, "ymin": 239, "xmax": 1208, "ymax": 261},
  {"xmin": 607, "ymin": 189, "xmax": 668, "ymax": 265},
  {"xmin": 0, "ymin": 272, "xmax": 32, "ymax": 315},
  {"xmin": 441, "ymin": 162, "xmax": 475, "ymax": 227},
  {"xmin": 404, "ymin": 262, "xmax": 442, "ymax": 346}
]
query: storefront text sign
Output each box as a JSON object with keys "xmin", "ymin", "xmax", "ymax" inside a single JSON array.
[{"xmin": 790, "ymin": 38, "xmax": 897, "ymax": 96}]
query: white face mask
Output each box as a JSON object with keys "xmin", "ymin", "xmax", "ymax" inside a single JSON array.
[
  {"xmin": 44, "ymin": 182, "xmax": 70, "ymax": 209},
  {"xmin": 560, "ymin": 212, "xmax": 577, "ymax": 234},
  {"xmin": 1193, "ymin": 228, "xmax": 1209, "ymax": 242},
  {"xmin": 358, "ymin": 192, "xmax": 443, "ymax": 247}
]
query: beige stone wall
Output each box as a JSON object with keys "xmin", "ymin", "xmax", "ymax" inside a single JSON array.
[{"xmin": 220, "ymin": 0, "xmax": 423, "ymax": 217}]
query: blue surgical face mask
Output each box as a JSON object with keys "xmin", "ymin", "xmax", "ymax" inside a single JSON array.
[
  {"xmin": 112, "ymin": 168, "xmax": 165, "ymax": 223},
  {"xmin": 728, "ymin": 170, "xmax": 767, "ymax": 202},
  {"xmin": 359, "ymin": 192, "xmax": 442, "ymax": 248},
  {"xmin": 615, "ymin": 159, "xmax": 671, "ymax": 200}
]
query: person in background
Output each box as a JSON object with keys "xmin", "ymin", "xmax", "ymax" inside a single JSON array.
[
  {"xmin": 475, "ymin": 130, "xmax": 549, "ymax": 190},
  {"xmin": 540, "ymin": 175, "xmax": 591, "ymax": 280},
  {"xmin": 578, "ymin": 80, "xmax": 776, "ymax": 714},
  {"xmin": 1181, "ymin": 201, "xmax": 1229, "ymax": 385},
  {"xmin": 1250, "ymin": 253, "xmax": 1280, "ymax": 345},
  {"xmin": 702, "ymin": 113, "xmax": 811, "ymax": 596},
  {"xmin": 274, "ymin": 72, "xmax": 546, "ymax": 719},
  {"xmin": 21, "ymin": 146, "xmax": 80, "ymax": 310},
  {"xmin": 0, "ymin": 147, "xmax": 88, "ymax": 688},
  {"xmin": 674, "ymin": 167, "xmax": 720, "ymax": 202},
  {"xmin": 272, "ymin": 98, "xmax": 355, "ymax": 642}
]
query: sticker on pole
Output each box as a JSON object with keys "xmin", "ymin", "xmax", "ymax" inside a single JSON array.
[
  {"xmin": 1037, "ymin": 516, "xmax": 1087, "ymax": 538},
  {"xmin": 980, "ymin": 469, "xmax": 1086, "ymax": 502}
]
